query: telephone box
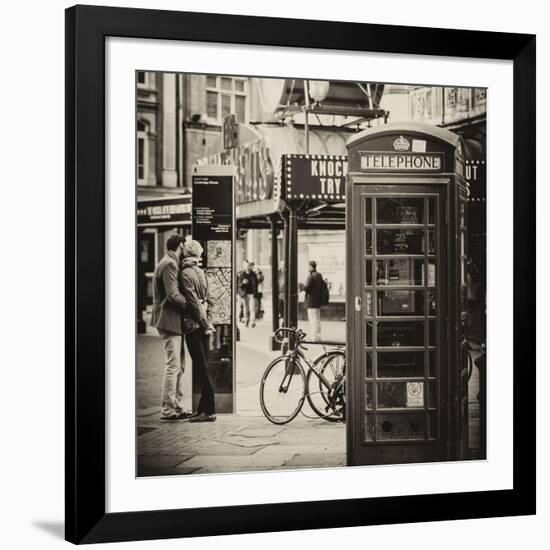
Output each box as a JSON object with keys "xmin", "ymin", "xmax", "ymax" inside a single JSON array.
[{"xmin": 345, "ymin": 122, "xmax": 469, "ymax": 466}]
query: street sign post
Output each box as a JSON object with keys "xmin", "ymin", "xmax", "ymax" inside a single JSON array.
[{"xmin": 191, "ymin": 165, "xmax": 236, "ymax": 413}]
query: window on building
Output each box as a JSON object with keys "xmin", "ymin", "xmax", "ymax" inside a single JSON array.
[
  {"xmin": 137, "ymin": 71, "xmax": 149, "ymax": 88},
  {"xmin": 205, "ymin": 76, "xmax": 248, "ymax": 124},
  {"xmin": 137, "ymin": 120, "xmax": 148, "ymax": 184}
]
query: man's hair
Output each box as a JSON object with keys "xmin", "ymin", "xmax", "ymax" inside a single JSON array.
[
  {"xmin": 309, "ymin": 260, "xmax": 317, "ymax": 270},
  {"xmin": 166, "ymin": 234, "xmax": 184, "ymax": 251}
]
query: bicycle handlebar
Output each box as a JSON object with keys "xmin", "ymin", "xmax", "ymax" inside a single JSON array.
[{"xmin": 273, "ymin": 326, "xmax": 307, "ymax": 344}]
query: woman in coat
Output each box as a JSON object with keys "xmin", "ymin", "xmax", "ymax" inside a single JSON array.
[{"xmin": 179, "ymin": 239, "xmax": 216, "ymax": 422}]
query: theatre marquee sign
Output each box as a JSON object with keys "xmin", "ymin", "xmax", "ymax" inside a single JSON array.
[{"xmin": 283, "ymin": 154, "xmax": 348, "ymax": 201}]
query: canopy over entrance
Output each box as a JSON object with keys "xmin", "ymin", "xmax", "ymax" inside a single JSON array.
[{"xmin": 274, "ymin": 79, "xmax": 386, "ymax": 120}]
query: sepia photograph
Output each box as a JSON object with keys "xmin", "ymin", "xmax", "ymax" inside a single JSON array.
[{"xmin": 136, "ymin": 72, "xmax": 487, "ymax": 476}]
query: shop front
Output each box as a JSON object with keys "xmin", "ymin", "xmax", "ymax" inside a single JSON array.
[
  {"xmin": 345, "ymin": 122, "xmax": 470, "ymax": 465},
  {"xmin": 136, "ymin": 194, "xmax": 191, "ymax": 333}
]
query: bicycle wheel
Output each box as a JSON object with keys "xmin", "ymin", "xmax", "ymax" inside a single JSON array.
[
  {"xmin": 306, "ymin": 350, "xmax": 346, "ymax": 422},
  {"xmin": 260, "ymin": 355, "xmax": 306, "ymax": 425}
]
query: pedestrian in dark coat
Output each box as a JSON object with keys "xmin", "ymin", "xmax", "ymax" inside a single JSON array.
[
  {"xmin": 237, "ymin": 262, "xmax": 258, "ymax": 327},
  {"xmin": 179, "ymin": 239, "xmax": 216, "ymax": 422},
  {"xmin": 300, "ymin": 260, "xmax": 324, "ymax": 341},
  {"xmin": 277, "ymin": 260, "xmax": 285, "ymax": 321}
]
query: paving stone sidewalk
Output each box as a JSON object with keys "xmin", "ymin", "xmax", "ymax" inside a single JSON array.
[
  {"xmin": 137, "ymin": 413, "xmax": 346, "ymax": 476},
  {"xmin": 137, "ymin": 309, "xmax": 346, "ymax": 477},
  {"xmin": 137, "ymin": 307, "xmax": 480, "ymax": 476}
]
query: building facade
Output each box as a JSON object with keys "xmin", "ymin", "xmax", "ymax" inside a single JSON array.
[
  {"xmin": 137, "ymin": 74, "xmax": 486, "ymax": 336},
  {"xmin": 137, "ymin": 72, "xmax": 257, "ymax": 325}
]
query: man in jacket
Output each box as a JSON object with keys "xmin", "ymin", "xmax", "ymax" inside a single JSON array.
[
  {"xmin": 237, "ymin": 259, "xmax": 248, "ymax": 322},
  {"xmin": 300, "ymin": 260, "xmax": 323, "ymax": 341},
  {"xmin": 179, "ymin": 240, "xmax": 217, "ymax": 423},
  {"xmin": 252, "ymin": 263, "xmax": 265, "ymax": 319},
  {"xmin": 277, "ymin": 260, "xmax": 285, "ymax": 321},
  {"xmin": 151, "ymin": 233, "xmax": 191, "ymax": 421},
  {"xmin": 237, "ymin": 261, "xmax": 258, "ymax": 328}
]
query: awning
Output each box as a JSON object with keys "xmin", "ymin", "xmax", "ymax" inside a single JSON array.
[{"xmin": 275, "ymin": 80, "xmax": 386, "ymax": 118}]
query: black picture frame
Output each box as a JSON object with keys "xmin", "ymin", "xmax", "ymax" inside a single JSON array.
[{"xmin": 65, "ymin": 4, "xmax": 536, "ymax": 544}]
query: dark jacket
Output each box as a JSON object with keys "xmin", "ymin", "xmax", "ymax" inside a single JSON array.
[
  {"xmin": 179, "ymin": 258, "xmax": 211, "ymax": 334},
  {"xmin": 237, "ymin": 270, "xmax": 258, "ymax": 298},
  {"xmin": 303, "ymin": 270, "xmax": 324, "ymax": 309},
  {"xmin": 151, "ymin": 251, "xmax": 188, "ymax": 334}
]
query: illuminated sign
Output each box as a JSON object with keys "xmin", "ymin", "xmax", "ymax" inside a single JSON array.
[
  {"xmin": 464, "ymin": 158, "xmax": 486, "ymax": 201},
  {"xmin": 360, "ymin": 152, "xmax": 443, "ymax": 171},
  {"xmin": 284, "ymin": 154, "xmax": 348, "ymax": 201},
  {"xmin": 196, "ymin": 139, "xmax": 274, "ymax": 205},
  {"xmin": 137, "ymin": 195, "xmax": 191, "ymax": 227}
]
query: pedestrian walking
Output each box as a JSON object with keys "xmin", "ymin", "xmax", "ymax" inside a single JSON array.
[
  {"xmin": 237, "ymin": 260, "xmax": 258, "ymax": 327},
  {"xmin": 237, "ymin": 259, "xmax": 248, "ymax": 322},
  {"xmin": 151, "ymin": 233, "xmax": 192, "ymax": 421},
  {"xmin": 179, "ymin": 239, "xmax": 217, "ymax": 423},
  {"xmin": 277, "ymin": 260, "xmax": 285, "ymax": 321},
  {"xmin": 299, "ymin": 260, "xmax": 328, "ymax": 342},
  {"xmin": 251, "ymin": 261, "xmax": 264, "ymax": 320}
]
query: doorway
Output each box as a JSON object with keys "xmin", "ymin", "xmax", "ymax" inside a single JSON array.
[{"xmin": 347, "ymin": 183, "xmax": 450, "ymax": 465}]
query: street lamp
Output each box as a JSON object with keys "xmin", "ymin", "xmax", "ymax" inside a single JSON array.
[
  {"xmin": 303, "ymin": 81, "xmax": 330, "ymax": 155},
  {"xmin": 308, "ymin": 80, "xmax": 330, "ymax": 103}
]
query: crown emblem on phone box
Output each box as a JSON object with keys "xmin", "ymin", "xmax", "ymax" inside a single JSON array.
[{"xmin": 393, "ymin": 136, "xmax": 410, "ymax": 151}]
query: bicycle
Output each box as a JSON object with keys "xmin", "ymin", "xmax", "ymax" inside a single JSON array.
[
  {"xmin": 307, "ymin": 344, "xmax": 346, "ymax": 422},
  {"xmin": 259, "ymin": 327, "xmax": 346, "ymax": 425}
]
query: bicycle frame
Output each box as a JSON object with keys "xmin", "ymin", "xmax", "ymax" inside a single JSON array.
[
  {"xmin": 274, "ymin": 328, "xmax": 344, "ymax": 396},
  {"xmin": 293, "ymin": 345, "xmax": 333, "ymax": 391}
]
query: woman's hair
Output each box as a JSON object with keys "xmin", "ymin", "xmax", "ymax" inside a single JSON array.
[{"xmin": 182, "ymin": 239, "xmax": 204, "ymax": 258}]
